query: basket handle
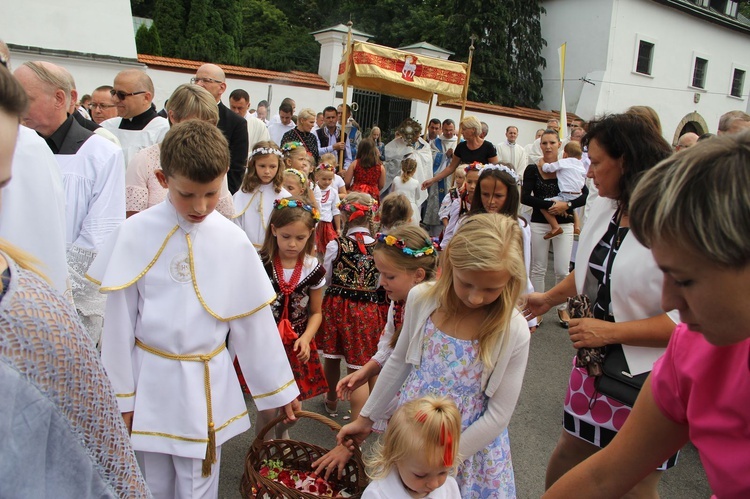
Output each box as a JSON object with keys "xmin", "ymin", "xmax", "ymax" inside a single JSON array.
[{"xmin": 251, "ymin": 409, "xmax": 364, "ymax": 467}]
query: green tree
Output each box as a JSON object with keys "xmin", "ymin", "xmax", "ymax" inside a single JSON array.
[
  {"xmin": 180, "ymin": 0, "xmax": 241, "ymax": 64},
  {"xmin": 135, "ymin": 24, "xmax": 163, "ymax": 55},
  {"xmin": 740, "ymin": 0, "xmax": 750, "ymax": 17},
  {"xmin": 153, "ymin": 0, "xmax": 188, "ymax": 56}
]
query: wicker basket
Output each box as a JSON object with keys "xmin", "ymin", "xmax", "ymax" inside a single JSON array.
[{"xmin": 240, "ymin": 410, "xmax": 368, "ymax": 498}]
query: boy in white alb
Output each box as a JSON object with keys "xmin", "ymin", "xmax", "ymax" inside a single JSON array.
[
  {"xmin": 88, "ymin": 121, "xmax": 300, "ymax": 499},
  {"xmin": 540, "ymin": 141, "xmax": 586, "ymax": 239}
]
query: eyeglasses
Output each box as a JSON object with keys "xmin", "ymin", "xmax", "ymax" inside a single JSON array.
[
  {"xmin": 89, "ymin": 103, "xmax": 116, "ymax": 110},
  {"xmin": 190, "ymin": 77, "xmax": 224, "ymax": 85},
  {"xmin": 110, "ymin": 89, "xmax": 146, "ymax": 100}
]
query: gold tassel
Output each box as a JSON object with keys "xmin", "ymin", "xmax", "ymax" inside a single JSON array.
[{"xmin": 202, "ymin": 423, "xmax": 216, "ymax": 477}]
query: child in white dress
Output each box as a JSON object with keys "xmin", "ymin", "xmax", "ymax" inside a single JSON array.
[
  {"xmin": 362, "ymin": 396, "xmax": 462, "ymax": 499},
  {"xmin": 391, "ymin": 157, "xmax": 421, "ymax": 224},
  {"xmin": 315, "ymin": 163, "xmax": 342, "ymax": 257},
  {"xmin": 540, "ymin": 141, "xmax": 586, "ymax": 239},
  {"xmin": 232, "ymin": 141, "xmax": 289, "ymax": 249}
]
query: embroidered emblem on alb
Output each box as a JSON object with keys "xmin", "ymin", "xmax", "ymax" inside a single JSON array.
[{"xmin": 169, "ymin": 252, "xmax": 192, "ymax": 283}]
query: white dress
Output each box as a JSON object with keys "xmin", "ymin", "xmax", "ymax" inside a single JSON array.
[
  {"xmin": 362, "ymin": 468, "xmax": 461, "ymax": 498},
  {"xmin": 391, "ymin": 175, "xmax": 421, "ymax": 224},
  {"xmin": 232, "ymin": 183, "xmax": 291, "ymax": 248}
]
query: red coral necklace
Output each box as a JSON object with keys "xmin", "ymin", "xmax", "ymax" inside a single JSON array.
[{"xmin": 274, "ymin": 255, "xmax": 304, "ymax": 295}]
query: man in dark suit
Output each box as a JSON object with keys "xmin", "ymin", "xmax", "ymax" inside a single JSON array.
[{"xmin": 193, "ymin": 63, "xmax": 248, "ymax": 194}]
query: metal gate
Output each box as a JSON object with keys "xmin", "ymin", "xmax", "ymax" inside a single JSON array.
[{"xmin": 351, "ymin": 89, "xmax": 381, "ymax": 135}]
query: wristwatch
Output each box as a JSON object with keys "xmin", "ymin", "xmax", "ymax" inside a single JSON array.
[{"xmin": 567, "ymin": 201, "xmax": 572, "ymax": 209}]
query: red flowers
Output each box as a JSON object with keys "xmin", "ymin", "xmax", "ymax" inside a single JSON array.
[{"xmin": 257, "ymin": 459, "xmax": 351, "ymax": 497}]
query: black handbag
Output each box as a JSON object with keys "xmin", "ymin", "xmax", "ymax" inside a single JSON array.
[{"xmin": 595, "ymin": 343, "xmax": 649, "ymax": 407}]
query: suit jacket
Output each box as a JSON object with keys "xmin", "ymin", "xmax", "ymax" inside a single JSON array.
[
  {"xmin": 59, "ymin": 117, "xmax": 95, "ymax": 155},
  {"xmin": 218, "ymin": 102, "xmax": 249, "ymax": 195}
]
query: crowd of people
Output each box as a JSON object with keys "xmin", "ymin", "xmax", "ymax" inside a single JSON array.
[{"xmin": 1, "ymin": 39, "xmax": 750, "ymax": 498}]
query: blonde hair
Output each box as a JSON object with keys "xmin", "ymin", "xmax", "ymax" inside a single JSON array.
[
  {"xmin": 460, "ymin": 116, "xmax": 482, "ymax": 135},
  {"xmin": 297, "ymin": 108, "xmax": 316, "ymax": 122},
  {"xmin": 319, "ymin": 152, "xmax": 339, "ymax": 170},
  {"xmin": 260, "ymin": 196, "xmax": 316, "ymax": 264},
  {"xmin": 378, "ymin": 192, "xmax": 412, "ymax": 230},
  {"xmin": 340, "ymin": 192, "xmax": 376, "ymax": 232},
  {"xmin": 400, "ymin": 157, "xmax": 417, "ymax": 183},
  {"xmin": 0, "ymin": 240, "xmax": 50, "ymax": 290},
  {"xmin": 563, "ymin": 141, "xmax": 582, "ymax": 159},
  {"xmin": 366, "ymin": 396, "xmax": 461, "ymax": 481},
  {"xmin": 374, "ymin": 225, "xmax": 438, "ymax": 347},
  {"xmin": 429, "ymin": 214, "xmax": 526, "ymax": 367},
  {"xmin": 630, "ymin": 130, "xmax": 750, "ymax": 268},
  {"xmin": 242, "ymin": 141, "xmax": 284, "ymax": 194},
  {"xmin": 625, "ymin": 105, "xmax": 662, "ymax": 136},
  {"xmin": 166, "ymin": 84, "xmax": 219, "ymax": 124},
  {"xmin": 284, "ymin": 144, "xmax": 310, "ymax": 166}
]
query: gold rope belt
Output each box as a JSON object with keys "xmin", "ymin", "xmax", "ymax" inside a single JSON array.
[{"xmin": 135, "ymin": 338, "xmax": 225, "ymax": 476}]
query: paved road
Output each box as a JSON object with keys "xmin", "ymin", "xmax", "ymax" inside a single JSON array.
[{"xmin": 218, "ymin": 268, "xmax": 711, "ymax": 498}]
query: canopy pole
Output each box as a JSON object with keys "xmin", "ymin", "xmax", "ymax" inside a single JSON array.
[
  {"xmin": 423, "ymin": 95, "xmax": 434, "ymax": 141},
  {"xmin": 456, "ymin": 34, "xmax": 476, "ymax": 142},
  {"xmin": 339, "ymin": 21, "xmax": 354, "ymax": 168}
]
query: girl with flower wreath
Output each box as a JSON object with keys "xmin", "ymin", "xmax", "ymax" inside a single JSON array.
[
  {"xmin": 318, "ymin": 192, "xmax": 388, "ymax": 420},
  {"xmin": 256, "ymin": 196, "xmax": 328, "ymax": 440},
  {"xmin": 283, "ymin": 141, "xmax": 321, "ymax": 209},
  {"xmin": 232, "ymin": 141, "xmax": 289, "ymax": 249},
  {"xmin": 344, "ymin": 138, "xmax": 386, "ymax": 202}
]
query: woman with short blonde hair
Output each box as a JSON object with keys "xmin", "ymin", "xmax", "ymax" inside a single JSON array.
[{"xmin": 280, "ymin": 107, "xmax": 320, "ymax": 164}]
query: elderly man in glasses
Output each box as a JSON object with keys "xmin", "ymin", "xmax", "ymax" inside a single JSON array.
[
  {"xmin": 100, "ymin": 69, "xmax": 169, "ymax": 165},
  {"xmin": 192, "ymin": 63, "xmax": 249, "ymax": 194},
  {"xmin": 14, "ymin": 60, "xmax": 125, "ymax": 345}
]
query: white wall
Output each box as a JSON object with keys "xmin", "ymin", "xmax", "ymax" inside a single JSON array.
[
  {"xmin": 540, "ymin": 0, "xmax": 750, "ymax": 139},
  {"xmin": 2, "ymin": 0, "xmax": 137, "ymax": 60}
]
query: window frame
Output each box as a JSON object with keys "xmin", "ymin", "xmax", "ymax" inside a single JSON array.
[
  {"xmin": 632, "ymin": 34, "xmax": 657, "ymax": 78},
  {"xmin": 729, "ymin": 65, "xmax": 747, "ymax": 99},
  {"xmin": 689, "ymin": 53, "xmax": 710, "ymax": 91}
]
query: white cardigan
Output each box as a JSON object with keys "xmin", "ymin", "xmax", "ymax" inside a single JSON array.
[
  {"xmin": 360, "ymin": 283, "xmax": 530, "ymax": 458},
  {"xmin": 575, "ymin": 196, "xmax": 679, "ymax": 375}
]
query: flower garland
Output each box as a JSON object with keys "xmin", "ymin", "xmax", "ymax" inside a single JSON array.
[
  {"xmin": 481, "ymin": 163, "xmax": 521, "ymax": 184},
  {"xmin": 283, "ymin": 168, "xmax": 307, "ymax": 186},
  {"xmin": 251, "ymin": 147, "xmax": 283, "ymax": 158},
  {"xmin": 338, "ymin": 201, "xmax": 378, "ymax": 221},
  {"xmin": 375, "ymin": 233, "xmax": 439, "ymax": 257},
  {"xmin": 274, "ymin": 197, "xmax": 321, "ymax": 222},
  {"xmin": 464, "ymin": 161, "xmax": 484, "ymax": 173},
  {"xmin": 317, "ymin": 163, "xmax": 335, "ymax": 172}
]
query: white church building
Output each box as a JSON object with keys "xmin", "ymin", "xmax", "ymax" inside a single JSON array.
[{"xmin": 539, "ymin": 0, "xmax": 750, "ymax": 144}]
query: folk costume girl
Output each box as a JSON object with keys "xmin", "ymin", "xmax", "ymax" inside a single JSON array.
[
  {"xmin": 283, "ymin": 141, "xmax": 321, "ymax": 209},
  {"xmin": 232, "ymin": 142, "xmax": 289, "ymax": 249},
  {"xmin": 256, "ymin": 197, "xmax": 328, "ymax": 439},
  {"xmin": 319, "ymin": 193, "xmax": 388, "ymax": 420},
  {"xmin": 315, "ymin": 163, "xmax": 342, "ymax": 256}
]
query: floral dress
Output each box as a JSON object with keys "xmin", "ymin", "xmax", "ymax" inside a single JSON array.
[
  {"xmin": 351, "ymin": 160, "xmax": 383, "ymax": 202},
  {"xmin": 398, "ymin": 318, "xmax": 516, "ymax": 498}
]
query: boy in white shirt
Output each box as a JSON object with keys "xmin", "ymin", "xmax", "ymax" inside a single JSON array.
[
  {"xmin": 88, "ymin": 120, "xmax": 300, "ymax": 498},
  {"xmin": 541, "ymin": 141, "xmax": 586, "ymax": 239}
]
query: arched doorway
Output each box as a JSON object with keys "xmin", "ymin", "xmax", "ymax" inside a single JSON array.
[{"xmin": 672, "ymin": 112, "xmax": 708, "ymax": 146}]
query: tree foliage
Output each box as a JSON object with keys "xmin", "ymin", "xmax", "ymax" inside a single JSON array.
[
  {"xmin": 140, "ymin": 0, "xmax": 547, "ymax": 107},
  {"xmin": 135, "ymin": 24, "xmax": 163, "ymax": 56}
]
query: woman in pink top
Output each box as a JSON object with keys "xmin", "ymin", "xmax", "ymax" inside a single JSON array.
[
  {"xmin": 544, "ymin": 131, "xmax": 750, "ymax": 499},
  {"xmin": 125, "ymin": 84, "xmax": 233, "ymax": 218}
]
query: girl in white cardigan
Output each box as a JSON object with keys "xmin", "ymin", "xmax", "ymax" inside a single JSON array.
[{"xmin": 338, "ymin": 214, "xmax": 531, "ymax": 498}]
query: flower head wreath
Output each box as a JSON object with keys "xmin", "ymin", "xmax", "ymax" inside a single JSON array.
[
  {"xmin": 481, "ymin": 164, "xmax": 521, "ymax": 185},
  {"xmin": 338, "ymin": 200, "xmax": 378, "ymax": 221},
  {"xmin": 283, "ymin": 168, "xmax": 307, "ymax": 186},
  {"xmin": 251, "ymin": 146, "xmax": 283, "ymax": 158},
  {"xmin": 274, "ymin": 198, "xmax": 320, "ymax": 222},
  {"xmin": 376, "ymin": 233, "xmax": 439, "ymax": 258},
  {"xmin": 317, "ymin": 163, "xmax": 336, "ymax": 173},
  {"xmin": 281, "ymin": 141, "xmax": 313, "ymax": 157},
  {"xmin": 464, "ymin": 161, "xmax": 484, "ymax": 173}
]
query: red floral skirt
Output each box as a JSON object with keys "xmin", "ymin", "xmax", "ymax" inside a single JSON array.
[
  {"xmin": 318, "ymin": 294, "xmax": 388, "ymax": 368},
  {"xmin": 351, "ymin": 183, "xmax": 380, "ymax": 203}
]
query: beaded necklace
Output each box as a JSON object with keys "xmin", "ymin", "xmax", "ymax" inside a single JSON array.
[{"xmin": 273, "ymin": 255, "xmax": 304, "ymax": 296}]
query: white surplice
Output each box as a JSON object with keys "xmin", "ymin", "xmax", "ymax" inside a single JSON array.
[
  {"xmin": 88, "ymin": 199, "xmax": 299, "ymax": 459},
  {"xmin": 101, "ymin": 116, "xmax": 169, "ymax": 166},
  {"xmin": 232, "ymin": 183, "xmax": 290, "ymax": 248}
]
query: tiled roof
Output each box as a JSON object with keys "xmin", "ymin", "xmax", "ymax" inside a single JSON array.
[
  {"xmin": 137, "ymin": 55, "xmax": 331, "ymax": 89},
  {"xmin": 439, "ymin": 100, "xmax": 580, "ymax": 124}
]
